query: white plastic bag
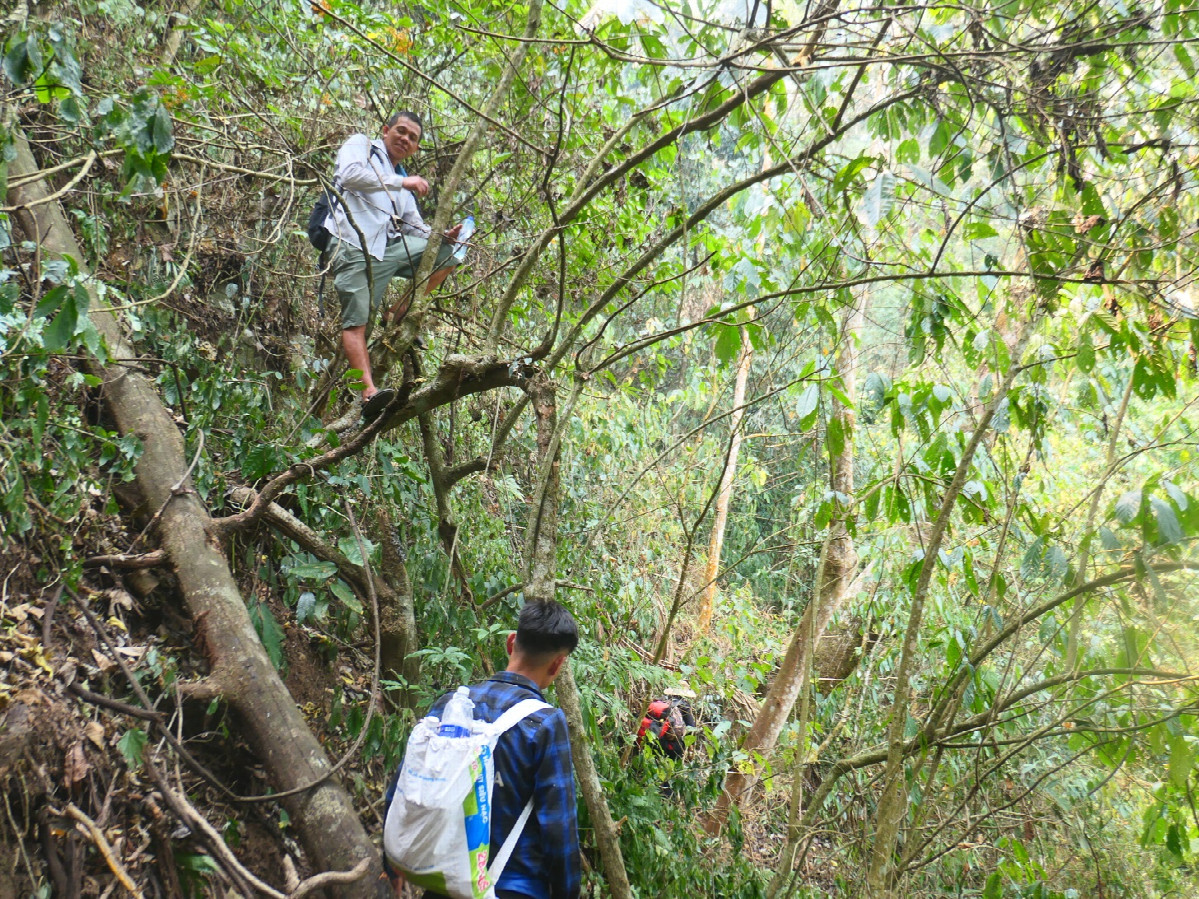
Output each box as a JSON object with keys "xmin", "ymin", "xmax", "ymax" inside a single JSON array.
[{"xmin": 383, "ymin": 697, "xmax": 548, "ymax": 899}]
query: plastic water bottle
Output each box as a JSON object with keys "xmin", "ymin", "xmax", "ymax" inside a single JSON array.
[
  {"xmin": 451, "ymin": 216, "xmax": 475, "ymax": 263},
  {"xmin": 438, "ymin": 686, "xmax": 474, "ymax": 738}
]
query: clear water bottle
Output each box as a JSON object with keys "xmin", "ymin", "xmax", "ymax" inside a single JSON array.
[
  {"xmin": 451, "ymin": 216, "xmax": 475, "ymax": 263},
  {"xmin": 438, "ymin": 686, "xmax": 474, "ymax": 738}
]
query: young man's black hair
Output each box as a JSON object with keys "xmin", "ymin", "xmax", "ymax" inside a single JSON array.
[
  {"xmin": 514, "ymin": 599, "xmax": 579, "ymax": 659},
  {"xmin": 387, "ymin": 109, "xmax": 423, "ymax": 130}
]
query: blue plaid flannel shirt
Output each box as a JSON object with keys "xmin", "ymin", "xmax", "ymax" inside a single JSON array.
[{"xmin": 388, "ymin": 671, "xmax": 581, "ymax": 899}]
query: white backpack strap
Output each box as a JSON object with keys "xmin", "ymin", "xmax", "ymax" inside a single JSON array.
[
  {"xmin": 487, "ymin": 798, "xmax": 533, "ymax": 883},
  {"xmin": 483, "ymin": 698, "xmax": 550, "ymax": 885},
  {"xmin": 485, "ymin": 698, "xmax": 550, "ymax": 741}
]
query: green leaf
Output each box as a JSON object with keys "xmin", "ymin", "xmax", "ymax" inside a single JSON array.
[
  {"xmin": 248, "ymin": 600, "xmax": 285, "ymax": 669},
  {"xmin": 3, "ymin": 34, "xmax": 41, "ymax": 86},
  {"xmin": 35, "ymin": 283, "xmax": 88, "ymax": 352},
  {"xmin": 1114, "ymin": 490, "xmax": 1142, "ymax": 524},
  {"xmin": 1098, "ymin": 527, "xmax": 1121, "ymax": 550},
  {"xmin": 289, "ymin": 560, "xmax": 337, "ymax": 580},
  {"xmin": 338, "ymin": 536, "xmax": 375, "ymax": 566},
  {"xmin": 1150, "ymin": 495, "xmax": 1183, "ymax": 544},
  {"xmin": 946, "ymin": 632, "xmax": 961, "ymax": 669},
  {"xmin": 1079, "ymin": 182, "xmax": 1107, "ymax": 218},
  {"xmin": 1076, "ymin": 334, "xmax": 1095, "ymax": 373},
  {"xmin": 296, "ymin": 591, "xmax": 316, "ymax": 623},
  {"xmin": 1168, "ymin": 734, "xmax": 1196, "ymax": 788},
  {"xmin": 861, "ymin": 171, "xmax": 895, "ymax": 227},
  {"xmin": 713, "ymin": 323, "xmax": 741, "ymax": 365},
  {"xmin": 117, "ymin": 727, "xmax": 148, "ymax": 767},
  {"xmin": 864, "ymin": 483, "xmax": 881, "ymax": 521},
  {"xmin": 833, "ymin": 155, "xmax": 872, "ymax": 191},
  {"xmin": 895, "ymin": 138, "xmax": 920, "ymax": 164},
  {"xmin": 1166, "ymin": 822, "xmax": 1184, "ymax": 859},
  {"xmin": 175, "ymin": 853, "xmax": 219, "ymax": 873},
  {"xmin": 927, "ymin": 119, "xmax": 950, "ymax": 158},
  {"xmin": 329, "ymin": 579, "xmax": 364, "ymax": 615},
  {"xmin": 639, "ymin": 33, "xmax": 666, "ymax": 58},
  {"xmin": 826, "ymin": 414, "xmax": 845, "ymax": 457},
  {"xmin": 962, "ymin": 222, "xmax": 998, "ymax": 240},
  {"xmin": 151, "ymin": 104, "xmax": 174, "ymax": 153},
  {"xmin": 795, "ymin": 384, "xmax": 819, "ymax": 430},
  {"xmin": 34, "ymin": 70, "xmax": 69, "ymax": 104}
]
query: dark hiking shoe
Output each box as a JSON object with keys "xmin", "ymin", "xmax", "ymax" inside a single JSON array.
[{"xmin": 362, "ymin": 388, "xmax": 397, "ymax": 424}]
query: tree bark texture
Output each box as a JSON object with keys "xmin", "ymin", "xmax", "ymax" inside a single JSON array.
[
  {"xmin": 8, "ymin": 131, "xmax": 388, "ymax": 897},
  {"xmin": 707, "ymin": 302, "xmax": 862, "ymax": 835},
  {"xmin": 519, "ymin": 374, "xmax": 632, "ymax": 899},
  {"xmin": 420, "ymin": 410, "xmax": 474, "ymax": 601},
  {"xmin": 696, "ymin": 330, "xmax": 752, "ymax": 635}
]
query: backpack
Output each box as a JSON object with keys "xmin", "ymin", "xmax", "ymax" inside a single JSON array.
[
  {"xmin": 383, "ymin": 696, "xmax": 549, "ymax": 899},
  {"xmin": 307, "ymin": 191, "xmax": 334, "ymax": 253},
  {"xmin": 637, "ymin": 698, "xmax": 687, "ymax": 759}
]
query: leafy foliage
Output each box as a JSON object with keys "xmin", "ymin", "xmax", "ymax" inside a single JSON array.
[{"xmin": 4, "ymin": 0, "xmax": 1199, "ymax": 895}]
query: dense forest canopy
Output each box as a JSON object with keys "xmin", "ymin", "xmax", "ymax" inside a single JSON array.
[{"xmin": 2, "ymin": 0, "xmax": 1198, "ymax": 896}]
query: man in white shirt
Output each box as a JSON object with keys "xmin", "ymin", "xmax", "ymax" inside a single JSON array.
[{"xmin": 324, "ymin": 111, "xmax": 462, "ymax": 419}]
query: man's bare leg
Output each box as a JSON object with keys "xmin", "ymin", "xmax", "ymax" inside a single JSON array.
[
  {"xmin": 385, "ymin": 289, "xmax": 413, "ymax": 326},
  {"xmin": 341, "ymin": 325, "xmax": 378, "ymax": 398},
  {"xmin": 425, "ymin": 265, "xmax": 453, "ymax": 294},
  {"xmin": 384, "ymin": 266, "xmax": 453, "ymax": 325}
]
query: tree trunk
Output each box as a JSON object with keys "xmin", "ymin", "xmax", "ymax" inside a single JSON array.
[
  {"xmin": 520, "ymin": 374, "xmax": 632, "ymax": 899},
  {"xmin": 705, "ymin": 302, "xmax": 862, "ymax": 835},
  {"xmin": 696, "ymin": 329, "xmax": 752, "ymax": 635},
  {"xmin": 8, "ymin": 131, "xmax": 388, "ymax": 897}
]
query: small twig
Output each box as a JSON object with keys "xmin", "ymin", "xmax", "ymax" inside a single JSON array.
[
  {"xmin": 7, "ymin": 148, "xmax": 121, "ymax": 188},
  {"xmin": 556, "ymin": 580, "xmax": 594, "ymax": 594},
  {"xmin": 71, "ymin": 591, "xmax": 242, "ymax": 797},
  {"xmin": 5, "ymin": 790, "xmax": 40, "ymax": 894},
  {"xmin": 67, "ymin": 683, "xmax": 166, "ymax": 722},
  {"xmin": 288, "ymin": 858, "xmax": 372, "ymax": 899},
  {"xmin": 145, "ymin": 756, "xmax": 371, "ymax": 899},
  {"xmin": 82, "ymin": 549, "xmax": 169, "ymax": 570},
  {"xmin": 480, "ymin": 582, "xmax": 525, "ymax": 609},
  {"xmin": 1, "ymin": 150, "xmax": 96, "ymax": 212},
  {"xmin": 140, "ymin": 171, "xmax": 205, "ymax": 309},
  {"xmin": 144, "ymin": 757, "xmax": 272, "ymax": 898},
  {"xmin": 172, "ymin": 427, "xmax": 205, "ymax": 493},
  {"xmin": 38, "ymin": 806, "xmax": 70, "ymax": 899},
  {"xmin": 130, "ymin": 429, "xmax": 204, "ymax": 550},
  {"xmin": 63, "ymin": 803, "xmax": 144, "ymax": 898},
  {"xmin": 43, "ymin": 581, "xmax": 64, "ymax": 649},
  {"xmin": 340, "ymin": 497, "xmax": 383, "ymax": 754}
]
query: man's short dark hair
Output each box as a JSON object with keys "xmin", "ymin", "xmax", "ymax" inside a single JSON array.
[
  {"xmin": 515, "ymin": 600, "xmax": 578, "ymax": 658},
  {"xmin": 387, "ymin": 110, "xmax": 423, "ymax": 132}
]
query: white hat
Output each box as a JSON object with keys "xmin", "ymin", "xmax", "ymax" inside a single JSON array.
[{"xmin": 664, "ymin": 684, "xmax": 697, "ymax": 699}]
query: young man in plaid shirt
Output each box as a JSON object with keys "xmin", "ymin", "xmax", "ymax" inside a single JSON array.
[{"xmin": 389, "ymin": 601, "xmax": 582, "ymax": 899}]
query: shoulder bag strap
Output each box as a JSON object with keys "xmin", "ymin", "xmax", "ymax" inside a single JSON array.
[
  {"xmin": 487, "ymin": 697, "xmax": 550, "ymax": 739},
  {"xmin": 484, "ymin": 698, "xmax": 551, "ymax": 884},
  {"xmin": 488, "ymin": 797, "xmax": 534, "ymax": 884}
]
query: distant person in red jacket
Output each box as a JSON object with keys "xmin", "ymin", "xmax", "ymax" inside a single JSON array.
[{"xmin": 636, "ymin": 686, "xmax": 696, "ymax": 761}]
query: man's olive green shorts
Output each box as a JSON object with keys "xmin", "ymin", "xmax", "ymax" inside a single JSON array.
[{"xmin": 330, "ymin": 235, "xmax": 458, "ymax": 330}]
